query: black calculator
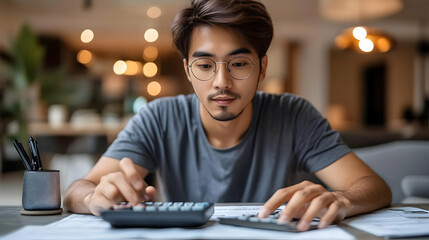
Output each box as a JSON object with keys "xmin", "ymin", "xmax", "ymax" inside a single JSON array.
[
  {"xmin": 218, "ymin": 214, "xmax": 319, "ymax": 232},
  {"xmin": 100, "ymin": 201, "xmax": 214, "ymax": 228}
]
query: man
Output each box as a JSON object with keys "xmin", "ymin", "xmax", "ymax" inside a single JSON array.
[{"xmin": 64, "ymin": 0, "xmax": 391, "ymax": 231}]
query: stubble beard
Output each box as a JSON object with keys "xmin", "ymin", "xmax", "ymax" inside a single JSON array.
[
  {"xmin": 208, "ymin": 105, "xmax": 245, "ymax": 121},
  {"xmin": 204, "ymin": 89, "xmax": 243, "ymax": 122}
]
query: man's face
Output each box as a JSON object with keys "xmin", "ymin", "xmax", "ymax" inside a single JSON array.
[{"xmin": 184, "ymin": 25, "xmax": 267, "ymax": 122}]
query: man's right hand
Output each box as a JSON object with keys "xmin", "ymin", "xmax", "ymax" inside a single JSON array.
[{"xmin": 85, "ymin": 158, "xmax": 156, "ymax": 215}]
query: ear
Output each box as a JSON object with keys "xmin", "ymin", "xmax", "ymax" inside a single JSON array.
[
  {"xmin": 258, "ymin": 55, "xmax": 268, "ymax": 83},
  {"xmin": 183, "ymin": 58, "xmax": 191, "ymax": 82}
]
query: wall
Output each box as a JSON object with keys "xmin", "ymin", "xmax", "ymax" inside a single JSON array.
[{"xmin": 329, "ymin": 42, "xmax": 416, "ymax": 128}]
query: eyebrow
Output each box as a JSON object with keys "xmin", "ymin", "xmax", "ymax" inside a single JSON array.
[{"xmin": 191, "ymin": 47, "xmax": 252, "ymax": 58}]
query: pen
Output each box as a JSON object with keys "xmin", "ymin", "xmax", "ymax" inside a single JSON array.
[
  {"xmin": 29, "ymin": 136, "xmax": 43, "ymax": 171},
  {"xmin": 19, "ymin": 142, "xmax": 34, "ymax": 170},
  {"xmin": 31, "ymin": 158, "xmax": 37, "ymax": 171},
  {"xmin": 12, "ymin": 139, "xmax": 32, "ymax": 171},
  {"xmin": 34, "ymin": 138, "xmax": 43, "ymax": 170}
]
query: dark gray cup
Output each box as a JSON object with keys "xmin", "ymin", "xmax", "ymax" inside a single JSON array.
[{"xmin": 22, "ymin": 170, "xmax": 61, "ymax": 210}]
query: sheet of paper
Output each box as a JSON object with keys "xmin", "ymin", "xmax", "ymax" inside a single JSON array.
[
  {"xmin": 210, "ymin": 205, "xmax": 284, "ymax": 220},
  {"xmin": 343, "ymin": 206, "xmax": 429, "ymax": 238},
  {"xmin": 2, "ymin": 206, "xmax": 353, "ymax": 240}
]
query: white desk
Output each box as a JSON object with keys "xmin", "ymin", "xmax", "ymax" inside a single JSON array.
[{"xmin": 1, "ymin": 204, "xmax": 428, "ymax": 239}]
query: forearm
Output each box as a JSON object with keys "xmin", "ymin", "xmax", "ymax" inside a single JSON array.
[
  {"xmin": 63, "ymin": 179, "xmax": 96, "ymax": 214},
  {"xmin": 334, "ymin": 175, "xmax": 392, "ymax": 217}
]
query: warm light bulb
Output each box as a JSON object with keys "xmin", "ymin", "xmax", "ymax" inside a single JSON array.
[
  {"xmin": 77, "ymin": 50, "xmax": 92, "ymax": 64},
  {"xmin": 113, "ymin": 60, "xmax": 127, "ymax": 75},
  {"xmin": 147, "ymin": 6, "xmax": 161, "ymax": 19},
  {"xmin": 81, "ymin": 29, "xmax": 94, "ymax": 43},
  {"xmin": 147, "ymin": 81, "xmax": 161, "ymax": 96},
  {"xmin": 353, "ymin": 27, "xmax": 367, "ymax": 40},
  {"xmin": 144, "ymin": 29, "xmax": 159, "ymax": 43},
  {"xmin": 359, "ymin": 39, "xmax": 374, "ymax": 53},
  {"xmin": 143, "ymin": 62, "xmax": 158, "ymax": 77}
]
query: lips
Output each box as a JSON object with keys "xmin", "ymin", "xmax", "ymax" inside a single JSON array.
[{"xmin": 212, "ymin": 95, "xmax": 235, "ymax": 105}]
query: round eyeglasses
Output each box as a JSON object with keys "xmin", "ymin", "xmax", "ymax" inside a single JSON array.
[{"xmin": 188, "ymin": 56, "xmax": 255, "ymax": 81}]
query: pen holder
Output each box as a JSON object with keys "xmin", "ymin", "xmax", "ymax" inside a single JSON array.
[{"xmin": 21, "ymin": 170, "xmax": 62, "ymax": 215}]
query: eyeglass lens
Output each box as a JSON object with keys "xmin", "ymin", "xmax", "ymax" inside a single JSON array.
[{"xmin": 190, "ymin": 57, "xmax": 254, "ymax": 81}]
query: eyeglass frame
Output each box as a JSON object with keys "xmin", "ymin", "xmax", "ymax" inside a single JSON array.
[{"xmin": 187, "ymin": 56, "xmax": 257, "ymax": 81}]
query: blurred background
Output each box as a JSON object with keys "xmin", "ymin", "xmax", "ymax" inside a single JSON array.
[{"xmin": 0, "ymin": 0, "xmax": 429, "ymax": 204}]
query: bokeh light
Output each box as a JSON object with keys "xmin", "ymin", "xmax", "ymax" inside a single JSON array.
[
  {"xmin": 81, "ymin": 29, "xmax": 94, "ymax": 43},
  {"xmin": 144, "ymin": 28, "xmax": 159, "ymax": 42},
  {"xmin": 147, "ymin": 6, "xmax": 161, "ymax": 19},
  {"xmin": 377, "ymin": 37, "xmax": 391, "ymax": 52},
  {"xmin": 77, "ymin": 50, "xmax": 92, "ymax": 64},
  {"xmin": 147, "ymin": 81, "xmax": 161, "ymax": 96},
  {"xmin": 143, "ymin": 62, "xmax": 158, "ymax": 77},
  {"xmin": 352, "ymin": 27, "xmax": 367, "ymax": 40},
  {"xmin": 335, "ymin": 35, "xmax": 349, "ymax": 50},
  {"xmin": 143, "ymin": 46, "xmax": 158, "ymax": 61},
  {"xmin": 133, "ymin": 96, "xmax": 147, "ymax": 113},
  {"xmin": 113, "ymin": 60, "xmax": 127, "ymax": 75},
  {"xmin": 359, "ymin": 39, "xmax": 374, "ymax": 53},
  {"xmin": 124, "ymin": 60, "xmax": 141, "ymax": 76}
]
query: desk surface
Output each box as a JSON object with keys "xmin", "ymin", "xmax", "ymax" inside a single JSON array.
[
  {"xmin": 28, "ymin": 122, "xmax": 126, "ymax": 144},
  {"xmin": 1, "ymin": 204, "xmax": 428, "ymax": 239}
]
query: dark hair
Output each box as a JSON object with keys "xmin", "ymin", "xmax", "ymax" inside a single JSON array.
[{"xmin": 171, "ymin": 0, "xmax": 273, "ymax": 61}]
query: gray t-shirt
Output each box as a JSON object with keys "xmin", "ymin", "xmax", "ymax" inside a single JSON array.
[{"xmin": 104, "ymin": 92, "xmax": 350, "ymax": 202}]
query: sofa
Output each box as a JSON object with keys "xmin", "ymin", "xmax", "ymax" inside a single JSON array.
[{"xmin": 353, "ymin": 141, "xmax": 429, "ymax": 203}]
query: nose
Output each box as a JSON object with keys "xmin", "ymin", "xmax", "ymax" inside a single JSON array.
[{"xmin": 212, "ymin": 62, "xmax": 232, "ymax": 89}]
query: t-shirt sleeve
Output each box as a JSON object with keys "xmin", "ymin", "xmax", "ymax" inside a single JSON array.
[
  {"xmin": 292, "ymin": 98, "xmax": 351, "ymax": 174},
  {"xmin": 103, "ymin": 102, "xmax": 163, "ymax": 172}
]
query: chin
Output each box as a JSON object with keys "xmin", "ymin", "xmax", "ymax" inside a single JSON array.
[
  {"xmin": 209, "ymin": 106, "xmax": 244, "ymax": 122},
  {"xmin": 211, "ymin": 113, "xmax": 239, "ymax": 122}
]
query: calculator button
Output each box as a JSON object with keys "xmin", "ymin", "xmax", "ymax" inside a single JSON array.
[
  {"xmin": 191, "ymin": 205, "xmax": 204, "ymax": 211},
  {"xmin": 260, "ymin": 218, "xmax": 272, "ymax": 223},
  {"xmin": 157, "ymin": 206, "xmax": 168, "ymax": 211},
  {"xmin": 180, "ymin": 206, "xmax": 192, "ymax": 211},
  {"xmin": 132, "ymin": 205, "xmax": 144, "ymax": 211},
  {"xmin": 269, "ymin": 219, "xmax": 277, "ymax": 224},
  {"xmin": 195, "ymin": 202, "xmax": 209, "ymax": 206},
  {"xmin": 168, "ymin": 206, "xmax": 180, "ymax": 211},
  {"xmin": 276, "ymin": 221, "xmax": 290, "ymax": 225},
  {"xmin": 145, "ymin": 206, "xmax": 157, "ymax": 211},
  {"xmin": 249, "ymin": 217, "xmax": 260, "ymax": 222}
]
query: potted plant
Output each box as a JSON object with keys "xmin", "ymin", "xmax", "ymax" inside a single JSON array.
[{"xmin": 0, "ymin": 24, "xmax": 67, "ymax": 167}]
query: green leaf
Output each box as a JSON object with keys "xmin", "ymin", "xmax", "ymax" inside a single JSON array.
[{"xmin": 11, "ymin": 24, "xmax": 45, "ymax": 85}]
